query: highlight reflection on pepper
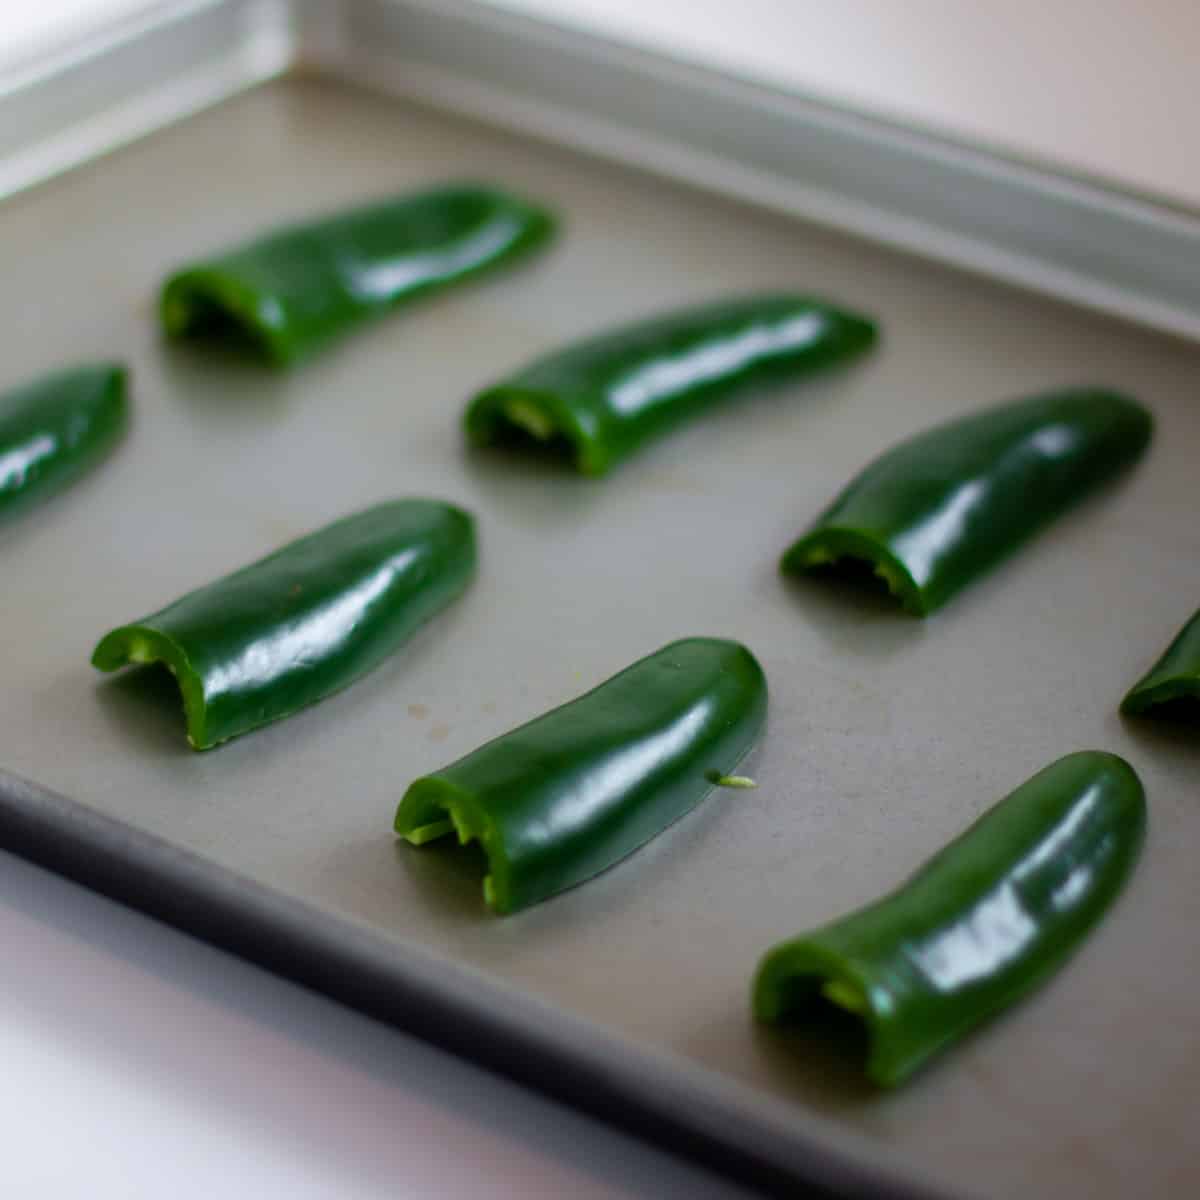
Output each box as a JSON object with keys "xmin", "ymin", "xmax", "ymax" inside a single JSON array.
[
  {"xmin": 395, "ymin": 638, "xmax": 767, "ymax": 913},
  {"xmin": 0, "ymin": 434, "xmax": 56, "ymax": 493},
  {"xmin": 528, "ymin": 702, "xmax": 714, "ymax": 850},
  {"xmin": 607, "ymin": 312, "xmax": 829, "ymax": 416},
  {"xmin": 753, "ymin": 752, "xmax": 1145, "ymax": 1086},
  {"xmin": 200, "ymin": 552, "xmax": 415, "ymax": 701}
]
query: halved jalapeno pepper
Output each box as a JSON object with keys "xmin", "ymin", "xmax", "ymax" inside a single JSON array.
[
  {"xmin": 754, "ymin": 751, "xmax": 1145, "ymax": 1086},
  {"xmin": 161, "ymin": 184, "xmax": 555, "ymax": 364},
  {"xmin": 395, "ymin": 637, "xmax": 767, "ymax": 913},
  {"xmin": 92, "ymin": 499, "xmax": 475, "ymax": 749},
  {"xmin": 466, "ymin": 294, "xmax": 877, "ymax": 475},
  {"xmin": 782, "ymin": 389, "xmax": 1152, "ymax": 615}
]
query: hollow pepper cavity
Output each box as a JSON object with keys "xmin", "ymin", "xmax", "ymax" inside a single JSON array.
[
  {"xmin": 465, "ymin": 294, "xmax": 877, "ymax": 475},
  {"xmin": 753, "ymin": 751, "xmax": 1145, "ymax": 1086},
  {"xmin": 161, "ymin": 184, "xmax": 556, "ymax": 364},
  {"xmin": 395, "ymin": 637, "xmax": 767, "ymax": 913},
  {"xmin": 92, "ymin": 499, "xmax": 476, "ymax": 749},
  {"xmin": 781, "ymin": 388, "xmax": 1152, "ymax": 615},
  {"xmin": 0, "ymin": 364, "xmax": 127, "ymax": 524}
]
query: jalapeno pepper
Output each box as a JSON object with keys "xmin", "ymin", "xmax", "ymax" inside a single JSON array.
[
  {"xmin": 1, "ymin": 364, "xmax": 127, "ymax": 524},
  {"xmin": 1121, "ymin": 607, "xmax": 1200, "ymax": 717},
  {"xmin": 92, "ymin": 499, "xmax": 475, "ymax": 749},
  {"xmin": 395, "ymin": 637, "xmax": 767, "ymax": 913},
  {"xmin": 465, "ymin": 295, "xmax": 877, "ymax": 475},
  {"xmin": 781, "ymin": 389, "xmax": 1152, "ymax": 615},
  {"xmin": 161, "ymin": 184, "xmax": 555, "ymax": 365},
  {"xmin": 753, "ymin": 751, "xmax": 1145, "ymax": 1086}
]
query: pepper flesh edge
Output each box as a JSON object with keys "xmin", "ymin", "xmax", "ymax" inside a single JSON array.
[
  {"xmin": 161, "ymin": 270, "xmax": 292, "ymax": 366},
  {"xmin": 91, "ymin": 627, "xmax": 209, "ymax": 750},
  {"xmin": 752, "ymin": 941, "xmax": 902, "ymax": 1085},
  {"xmin": 465, "ymin": 386, "xmax": 605, "ymax": 475},
  {"xmin": 394, "ymin": 777, "xmax": 515, "ymax": 915},
  {"xmin": 751, "ymin": 939, "xmax": 993, "ymax": 1087},
  {"xmin": 1121, "ymin": 677, "xmax": 1200, "ymax": 716},
  {"xmin": 781, "ymin": 526, "xmax": 927, "ymax": 616}
]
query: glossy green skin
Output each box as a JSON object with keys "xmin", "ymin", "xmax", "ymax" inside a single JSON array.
[
  {"xmin": 754, "ymin": 752, "xmax": 1145, "ymax": 1086},
  {"xmin": 92, "ymin": 500, "xmax": 475, "ymax": 749},
  {"xmin": 782, "ymin": 389, "xmax": 1152, "ymax": 615},
  {"xmin": 161, "ymin": 184, "xmax": 555, "ymax": 365},
  {"xmin": 1122, "ymin": 606, "xmax": 1200, "ymax": 715},
  {"xmin": 466, "ymin": 294, "xmax": 877, "ymax": 475},
  {"xmin": 395, "ymin": 638, "xmax": 767, "ymax": 913},
  {"xmin": 0, "ymin": 364, "xmax": 127, "ymax": 524}
]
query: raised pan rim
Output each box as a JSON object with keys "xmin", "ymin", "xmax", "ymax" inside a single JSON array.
[{"xmin": 0, "ymin": 768, "xmax": 956, "ymax": 1200}]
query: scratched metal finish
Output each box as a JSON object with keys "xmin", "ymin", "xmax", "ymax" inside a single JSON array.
[{"xmin": 2, "ymin": 78, "xmax": 1198, "ymax": 1200}]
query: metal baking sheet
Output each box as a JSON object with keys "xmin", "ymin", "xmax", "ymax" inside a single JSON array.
[{"xmin": 3, "ymin": 74, "xmax": 1200, "ymax": 1200}]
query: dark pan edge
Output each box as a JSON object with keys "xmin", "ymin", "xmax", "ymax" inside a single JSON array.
[{"xmin": 0, "ymin": 768, "xmax": 953, "ymax": 1200}]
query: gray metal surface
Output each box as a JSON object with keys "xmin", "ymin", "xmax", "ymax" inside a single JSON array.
[{"xmin": 2, "ymin": 79, "xmax": 1199, "ymax": 1199}]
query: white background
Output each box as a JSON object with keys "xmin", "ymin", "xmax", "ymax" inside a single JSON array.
[
  {"xmin": 494, "ymin": 0, "xmax": 1200, "ymax": 208},
  {"xmin": 0, "ymin": 848, "xmax": 754, "ymax": 1199},
  {"xmin": 1, "ymin": 2, "xmax": 1197, "ymax": 1197},
  {"xmin": 4, "ymin": 1, "xmax": 1197, "ymax": 205},
  {"xmin": 0, "ymin": 0, "xmax": 155, "ymax": 63}
]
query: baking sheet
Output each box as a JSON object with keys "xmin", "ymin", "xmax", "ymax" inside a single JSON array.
[{"xmin": 3, "ymin": 77, "xmax": 1200, "ymax": 1199}]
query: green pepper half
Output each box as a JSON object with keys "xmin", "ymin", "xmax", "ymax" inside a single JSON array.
[
  {"xmin": 1121, "ymin": 607, "xmax": 1200, "ymax": 717},
  {"xmin": 781, "ymin": 389, "xmax": 1152, "ymax": 615},
  {"xmin": 395, "ymin": 637, "xmax": 767, "ymax": 913},
  {"xmin": 465, "ymin": 294, "xmax": 877, "ymax": 475},
  {"xmin": 754, "ymin": 751, "xmax": 1145, "ymax": 1086},
  {"xmin": 92, "ymin": 499, "xmax": 475, "ymax": 749},
  {"xmin": 1, "ymin": 364, "xmax": 127, "ymax": 524},
  {"xmin": 161, "ymin": 184, "xmax": 555, "ymax": 365}
]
